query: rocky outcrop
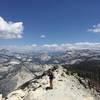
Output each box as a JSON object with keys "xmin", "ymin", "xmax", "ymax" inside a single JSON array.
[
  {"xmin": 0, "ymin": 65, "xmax": 34, "ymax": 97},
  {"xmin": 2, "ymin": 66, "xmax": 99, "ymax": 100},
  {"xmin": 6, "ymin": 90, "xmax": 25, "ymax": 100}
]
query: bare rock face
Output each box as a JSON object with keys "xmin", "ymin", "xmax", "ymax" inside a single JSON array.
[
  {"xmin": 3, "ymin": 66, "xmax": 99, "ymax": 100},
  {"xmin": 24, "ymin": 91, "xmax": 35, "ymax": 100},
  {"xmin": 27, "ymin": 89, "xmax": 46, "ymax": 100},
  {"xmin": 7, "ymin": 90, "xmax": 25, "ymax": 100},
  {"xmin": 0, "ymin": 94, "xmax": 2, "ymax": 100},
  {"xmin": 0, "ymin": 65, "xmax": 34, "ymax": 97}
]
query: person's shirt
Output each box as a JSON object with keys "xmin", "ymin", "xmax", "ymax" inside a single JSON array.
[{"xmin": 48, "ymin": 71, "xmax": 54, "ymax": 80}]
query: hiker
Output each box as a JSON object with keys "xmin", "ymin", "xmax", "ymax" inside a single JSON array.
[{"xmin": 48, "ymin": 69, "xmax": 54, "ymax": 89}]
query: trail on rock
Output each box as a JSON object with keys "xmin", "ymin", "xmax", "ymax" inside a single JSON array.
[{"xmin": 26, "ymin": 67, "xmax": 94, "ymax": 100}]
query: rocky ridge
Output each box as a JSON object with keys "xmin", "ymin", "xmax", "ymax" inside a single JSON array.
[{"xmin": 0, "ymin": 66, "xmax": 99, "ymax": 100}]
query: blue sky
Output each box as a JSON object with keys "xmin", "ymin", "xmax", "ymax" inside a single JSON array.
[{"xmin": 0, "ymin": 0, "xmax": 100, "ymax": 45}]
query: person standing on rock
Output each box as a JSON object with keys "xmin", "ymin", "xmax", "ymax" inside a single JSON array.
[{"xmin": 48, "ymin": 69, "xmax": 54, "ymax": 89}]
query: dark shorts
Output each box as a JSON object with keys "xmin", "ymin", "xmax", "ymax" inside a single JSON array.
[{"xmin": 49, "ymin": 77, "xmax": 53, "ymax": 80}]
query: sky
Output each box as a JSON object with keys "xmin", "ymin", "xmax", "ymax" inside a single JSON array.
[{"xmin": 0, "ymin": 0, "xmax": 100, "ymax": 45}]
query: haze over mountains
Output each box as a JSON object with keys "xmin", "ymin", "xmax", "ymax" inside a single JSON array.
[
  {"xmin": 1, "ymin": 43, "xmax": 100, "ymax": 64},
  {"xmin": 1, "ymin": 42, "xmax": 100, "ymax": 52}
]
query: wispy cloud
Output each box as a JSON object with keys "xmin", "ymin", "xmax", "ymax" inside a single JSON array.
[
  {"xmin": 0, "ymin": 17, "xmax": 24, "ymax": 39},
  {"xmin": 88, "ymin": 23, "xmax": 100, "ymax": 33},
  {"xmin": 1, "ymin": 42, "xmax": 100, "ymax": 52},
  {"xmin": 40, "ymin": 34, "xmax": 46, "ymax": 38}
]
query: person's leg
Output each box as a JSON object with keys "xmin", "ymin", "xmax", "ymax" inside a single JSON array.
[{"xmin": 50, "ymin": 79, "xmax": 53, "ymax": 89}]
